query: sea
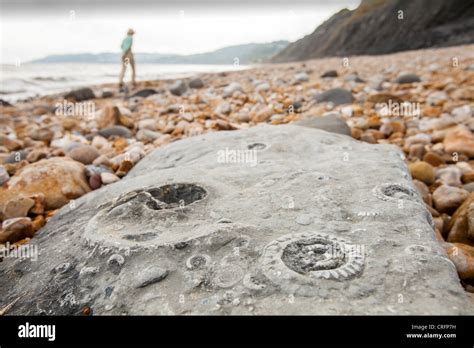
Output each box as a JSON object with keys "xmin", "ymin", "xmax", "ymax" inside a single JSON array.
[{"xmin": 0, "ymin": 63, "xmax": 249, "ymax": 103}]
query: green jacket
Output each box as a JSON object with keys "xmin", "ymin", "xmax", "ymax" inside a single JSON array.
[{"xmin": 121, "ymin": 36, "xmax": 133, "ymax": 53}]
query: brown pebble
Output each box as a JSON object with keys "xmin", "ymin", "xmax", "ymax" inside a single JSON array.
[
  {"xmin": 423, "ymin": 151, "xmax": 445, "ymax": 167},
  {"xmin": 462, "ymin": 172, "xmax": 474, "ymax": 184},
  {"xmin": 2, "ymin": 196, "xmax": 35, "ymax": 219},
  {"xmin": 408, "ymin": 144, "xmax": 426, "ymax": 160},
  {"xmin": 26, "ymin": 149, "xmax": 48, "ymax": 163},
  {"xmin": 32, "ymin": 215, "xmax": 45, "ymax": 232},
  {"xmin": 433, "ymin": 185, "xmax": 469, "ymax": 214},
  {"xmin": 116, "ymin": 160, "xmax": 133, "ymax": 177},
  {"xmin": 89, "ymin": 174, "xmax": 102, "ymax": 190},
  {"xmin": 0, "ymin": 217, "xmax": 34, "ymax": 244},
  {"xmin": 351, "ymin": 128, "xmax": 362, "ymax": 139},
  {"xmin": 360, "ymin": 131, "xmax": 377, "ymax": 144},
  {"xmin": 409, "ymin": 161, "xmax": 435, "ymax": 185},
  {"xmin": 445, "ymin": 243, "xmax": 474, "ymax": 280}
]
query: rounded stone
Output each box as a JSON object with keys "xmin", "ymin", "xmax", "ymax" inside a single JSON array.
[
  {"xmin": 409, "ymin": 161, "xmax": 435, "ymax": 185},
  {"xmin": 0, "ymin": 217, "xmax": 34, "ymax": 243},
  {"xmin": 433, "ymin": 185, "xmax": 469, "ymax": 214},
  {"xmin": 89, "ymin": 174, "xmax": 102, "ymax": 190},
  {"xmin": 394, "ymin": 73, "xmax": 421, "ymax": 84},
  {"xmin": 0, "ymin": 157, "xmax": 90, "ymax": 210},
  {"xmin": 98, "ymin": 126, "xmax": 132, "ymax": 139},
  {"xmin": 314, "ymin": 88, "xmax": 354, "ymax": 106},
  {"xmin": 67, "ymin": 145, "xmax": 100, "ymax": 165},
  {"xmin": 100, "ymin": 172, "xmax": 120, "ymax": 185}
]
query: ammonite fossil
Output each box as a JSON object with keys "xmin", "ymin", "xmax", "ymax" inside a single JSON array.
[
  {"xmin": 260, "ymin": 232, "xmax": 365, "ymax": 294},
  {"xmin": 372, "ymin": 183, "xmax": 418, "ymax": 202}
]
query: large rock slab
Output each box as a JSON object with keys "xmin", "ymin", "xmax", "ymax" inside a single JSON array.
[{"xmin": 1, "ymin": 124, "xmax": 472, "ymax": 315}]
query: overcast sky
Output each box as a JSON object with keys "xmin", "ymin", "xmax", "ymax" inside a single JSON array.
[{"xmin": 0, "ymin": 0, "xmax": 360, "ymax": 64}]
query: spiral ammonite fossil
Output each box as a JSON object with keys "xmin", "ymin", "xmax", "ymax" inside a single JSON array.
[
  {"xmin": 372, "ymin": 183, "xmax": 418, "ymax": 202},
  {"xmin": 260, "ymin": 232, "xmax": 365, "ymax": 293}
]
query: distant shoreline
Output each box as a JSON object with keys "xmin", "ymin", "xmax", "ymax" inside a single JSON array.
[{"xmin": 0, "ymin": 63, "xmax": 253, "ymax": 104}]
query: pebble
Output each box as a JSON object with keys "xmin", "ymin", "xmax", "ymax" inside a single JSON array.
[
  {"xmin": 137, "ymin": 119, "xmax": 157, "ymax": 131},
  {"xmin": 26, "ymin": 149, "xmax": 48, "ymax": 163},
  {"xmin": 101, "ymin": 89, "xmax": 114, "ymax": 98},
  {"xmin": 169, "ymin": 80, "xmax": 188, "ymax": 96},
  {"xmin": 0, "ymin": 217, "xmax": 34, "ymax": 244},
  {"xmin": 2, "ymin": 196, "xmax": 35, "ymax": 219},
  {"xmin": 223, "ymin": 82, "xmax": 243, "ymax": 97},
  {"xmin": 136, "ymin": 129, "xmax": 162, "ymax": 143},
  {"xmin": 214, "ymin": 102, "xmax": 232, "ymax": 115},
  {"xmin": 394, "ymin": 73, "xmax": 421, "ymax": 84},
  {"xmin": 433, "ymin": 185, "xmax": 469, "ymax": 214},
  {"xmin": 84, "ymin": 164, "xmax": 113, "ymax": 177},
  {"xmin": 67, "ymin": 145, "xmax": 100, "ymax": 165},
  {"xmin": 130, "ymin": 89, "xmax": 157, "ymax": 98},
  {"xmin": 314, "ymin": 88, "xmax": 354, "ymax": 106},
  {"xmin": 345, "ymin": 74, "xmax": 364, "ymax": 83},
  {"xmin": 64, "ymin": 87, "xmax": 95, "ymax": 101},
  {"xmin": 445, "ymin": 242, "xmax": 474, "ymax": 280},
  {"xmin": 446, "ymin": 194, "xmax": 474, "ymax": 244},
  {"xmin": 294, "ymin": 72, "xmax": 309, "ymax": 82},
  {"xmin": 409, "ymin": 161, "xmax": 435, "ymax": 185},
  {"xmin": 456, "ymin": 162, "xmax": 472, "ymax": 174},
  {"xmin": 408, "ymin": 143, "xmax": 426, "ymax": 160},
  {"xmin": 116, "ymin": 160, "xmax": 133, "ymax": 177},
  {"xmin": 321, "ymin": 70, "xmax": 338, "ymax": 78},
  {"xmin": 462, "ymin": 172, "xmax": 474, "ymax": 184},
  {"xmin": 98, "ymin": 125, "xmax": 133, "ymax": 139},
  {"xmin": 404, "ymin": 133, "xmax": 431, "ymax": 148},
  {"xmin": 97, "ymin": 106, "xmax": 120, "ymax": 129},
  {"xmin": 0, "ymin": 135, "xmax": 22, "ymax": 151},
  {"xmin": 464, "ymin": 182, "xmax": 474, "ymax": 192},
  {"xmin": 360, "ymin": 131, "xmax": 377, "ymax": 144},
  {"xmin": 256, "ymin": 82, "xmax": 270, "ymax": 92},
  {"xmin": 443, "ymin": 126, "xmax": 474, "ymax": 158},
  {"xmin": 0, "ymin": 157, "xmax": 90, "ymax": 210},
  {"xmin": 189, "ymin": 78, "xmax": 204, "ymax": 89},
  {"xmin": 89, "ymin": 174, "xmax": 102, "ymax": 190},
  {"xmin": 423, "ymin": 151, "xmax": 445, "ymax": 167},
  {"xmin": 452, "ymin": 105, "xmax": 472, "ymax": 121},
  {"xmin": 100, "ymin": 172, "xmax": 120, "ymax": 185},
  {"xmin": 419, "ymin": 114, "xmax": 455, "ymax": 132},
  {"xmin": 91, "ymin": 135, "xmax": 111, "ymax": 151},
  {"xmin": 427, "ymin": 91, "xmax": 448, "ymax": 106},
  {"xmin": 28, "ymin": 127, "xmax": 54, "ymax": 142},
  {"xmin": 436, "ymin": 166, "xmax": 462, "ymax": 187},
  {"xmin": 296, "ymin": 114, "xmax": 351, "ymax": 136}
]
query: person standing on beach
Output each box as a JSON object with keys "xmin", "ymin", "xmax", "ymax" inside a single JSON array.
[{"xmin": 119, "ymin": 28, "xmax": 136, "ymax": 89}]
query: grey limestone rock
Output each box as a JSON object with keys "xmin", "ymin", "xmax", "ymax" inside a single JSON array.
[{"xmin": 0, "ymin": 124, "xmax": 472, "ymax": 315}]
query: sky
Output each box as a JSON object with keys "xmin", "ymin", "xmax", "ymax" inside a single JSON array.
[{"xmin": 0, "ymin": 0, "xmax": 360, "ymax": 64}]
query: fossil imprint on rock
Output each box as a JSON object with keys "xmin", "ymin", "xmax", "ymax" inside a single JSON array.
[{"xmin": 260, "ymin": 232, "xmax": 365, "ymax": 294}]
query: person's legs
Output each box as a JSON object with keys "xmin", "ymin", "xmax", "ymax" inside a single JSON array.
[
  {"xmin": 119, "ymin": 55, "xmax": 128, "ymax": 87},
  {"xmin": 130, "ymin": 54, "xmax": 136, "ymax": 87}
]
